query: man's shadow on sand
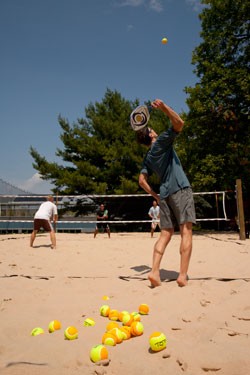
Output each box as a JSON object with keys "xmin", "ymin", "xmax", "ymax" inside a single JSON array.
[
  {"xmin": 32, "ymin": 244, "xmax": 52, "ymax": 249},
  {"xmin": 118, "ymin": 265, "xmax": 179, "ymax": 283},
  {"xmin": 119, "ymin": 265, "xmax": 250, "ymax": 283}
]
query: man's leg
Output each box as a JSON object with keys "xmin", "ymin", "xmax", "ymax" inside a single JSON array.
[
  {"xmin": 150, "ymin": 223, "xmax": 154, "ymax": 238},
  {"xmin": 177, "ymin": 222, "xmax": 193, "ymax": 287},
  {"xmin": 148, "ymin": 228, "xmax": 173, "ymax": 287},
  {"xmin": 30, "ymin": 229, "xmax": 38, "ymax": 247},
  {"xmin": 50, "ymin": 230, "xmax": 56, "ymax": 249},
  {"xmin": 94, "ymin": 227, "xmax": 98, "ymax": 238}
]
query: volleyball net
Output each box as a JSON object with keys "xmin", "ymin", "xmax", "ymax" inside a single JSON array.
[{"xmin": 0, "ymin": 190, "xmax": 237, "ymax": 233}]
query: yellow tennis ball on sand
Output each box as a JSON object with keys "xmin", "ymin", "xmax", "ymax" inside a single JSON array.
[
  {"xmin": 102, "ymin": 295, "xmax": 110, "ymax": 300},
  {"xmin": 102, "ymin": 332, "xmax": 117, "ymax": 346},
  {"xmin": 90, "ymin": 344, "xmax": 109, "ymax": 363},
  {"xmin": 64, "ymin": 326, "xmax": 78, "ymax": 340},
  {"xmin": 83, "ymin": 318, "xmax": 95, "ymax": 327},
  {"xmin": 130, "ymin": 321, "xmax": 144, "ymax": 336},
  {"xmin": 48, "ymin": 320, "xmax": 61, "ymax": 333},
  {"xmin": 139, "ymin": 304, "xmax": 149, "ymax": 315},
  {"xmin": 161, "ymin": 37, "xmax": 168, "ymax": 44},
  {"xmin": 108, "ymin": 309, "xmax": 119, "ymax": 321},
  {"xmin": 149, "ymin": 332, "xmax": 167, "ymax": 352},
  {"xmin": 100, "ymin": 305, "xmax": 110, "ymax": 317},
  {"xmin": 31, "ymin": 327, "xmax": 44, "ymax": 336}
]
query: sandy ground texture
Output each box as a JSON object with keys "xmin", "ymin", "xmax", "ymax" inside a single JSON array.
[{"xmin": 0, "ymin": 231, "xmax": 249, "ymax": 375}]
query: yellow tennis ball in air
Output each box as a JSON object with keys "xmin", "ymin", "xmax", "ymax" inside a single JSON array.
[
  {"xmin": 139, "ymin": 303, "xmax": 149, "ymax": 315},
  {"xmin": 90, "ymin": 344, "xmax": 109, "ymax": 363},
  {"xmin": 130, "ymin": 321, "xmax": 144, "ymax": 336},
  {"xmin": 48, "ymin": 320, "xmax": 61, "ymax": 333},
  {"xmin": 64, "ymin": 326, "xmax": 78, "ymax": 340},
  {"xmin": 149, "ymin": 332, "xmax": 167, "ymax": 352},
  {"xmin": 31, "ymin": 327, "xmax": 44, "ymax": 336},
  {"xmin": 100, "ymin": 305, "xmax": 110, "ymax": 317},
  {"xmin": 108, "ymin": 309, "xmax": 119, "ymax": 321},
  {"xmin": 161, "ymin": 37, "xmax": 168, "ymax": 44},
  {"xmin": 102, "ymin": 332, "xmax": 117, "ymax": 346},
  {"xmin": 83, "ymin": 318, "xmax": 95, "ymax": 327}
]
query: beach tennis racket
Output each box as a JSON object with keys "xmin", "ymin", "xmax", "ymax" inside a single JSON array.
[{"xmin": 130, "ymin": 105, "xmax": 151, "ymax": 131}]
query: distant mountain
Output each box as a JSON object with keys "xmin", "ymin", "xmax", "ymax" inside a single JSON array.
[{"xmin": 0, "ymin": 178, "xmax": 31, "ymax": 195}]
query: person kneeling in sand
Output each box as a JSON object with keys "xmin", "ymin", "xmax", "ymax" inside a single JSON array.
[{"xmin": 136, "ymin": 99, "xmax": 196, "ymax": 287}]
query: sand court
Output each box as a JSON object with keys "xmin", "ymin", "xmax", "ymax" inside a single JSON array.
[{"xmin": 0, "ymin": 232, "xmax": 249, "ymax": 375}]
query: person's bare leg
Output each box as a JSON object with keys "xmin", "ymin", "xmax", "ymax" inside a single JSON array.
[
  {"xmin": 30, "ymin": 230, "xmax": 38, "ymax": 247},
  {"xmin": 50, "ymin": 230, "xmax": 56, "ymax": 249},
  {"xmin": 107, "ymin": 228, "xmax": 111, "ymax": 238},
  {"xmin": 94, "ymin": 229, "xmax": 98, "ymax": 238},
  {"xmin": 177, "ymin": 222, "xmax": 193, "ymax": 287},
  {"xmin": 148, "ymin": 228, "xmax": 173, "ymax": 287}
]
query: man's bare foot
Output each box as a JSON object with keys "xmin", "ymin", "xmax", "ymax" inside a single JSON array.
[
  {"xmin": 148, "ymin": 272, "xmax": 162, "ymax": 288},
  {"xmin": 176, "ymin": 274, "xmax": 188, "ymax": 287}
]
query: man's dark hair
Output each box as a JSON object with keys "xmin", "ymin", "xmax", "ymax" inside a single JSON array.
[{"xmin": 136, "ymin": 127, "xmax": 151, "ymax": 146}]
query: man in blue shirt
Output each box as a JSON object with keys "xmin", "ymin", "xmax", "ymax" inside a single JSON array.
[{"xmin": 137, "ymin": 99, "xmax": 196, "ymax": 287}]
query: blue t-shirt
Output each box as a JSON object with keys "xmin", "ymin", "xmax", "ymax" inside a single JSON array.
[{"xmin": 140, "ymin": 127, "xmax": 190, "ymax": 199}]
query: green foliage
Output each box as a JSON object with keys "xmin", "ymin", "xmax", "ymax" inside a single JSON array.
[
  {"xmin": 184, "ymin": 0, "xmax": 250, "ymax": 193},
  {"xmin": 30, "ymin": 89, "xmax": 147, "ymax": 194}
]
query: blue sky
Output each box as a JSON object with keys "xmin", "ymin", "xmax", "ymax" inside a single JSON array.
[{"xmin": 0, "ymin": 0, "xmax": 204, "ymax": 194}]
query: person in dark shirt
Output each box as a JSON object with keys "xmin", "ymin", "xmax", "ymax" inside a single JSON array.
[
  {"xmin": 137, "ymin": 99, "xmax": 196, "ymax": 287},
  {"xmin": 94, "ymin": 203, "xmax": 111, "ymax": 238}
]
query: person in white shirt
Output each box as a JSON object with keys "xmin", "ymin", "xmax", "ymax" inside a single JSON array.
[
  {"xmin": 30, "ymin": 195, "xmax": 58, "ymax": 249},
  {"xmin": 148, "ymin": 200, "xmax": 160, "ymax": 238}
]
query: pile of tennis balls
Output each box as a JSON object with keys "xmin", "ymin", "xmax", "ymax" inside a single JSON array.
[
  {"xmin": 30, "ymin": 302, "xmax": 167, "ymax": 363},
  {"xmin": 91, "ymin": 302, "xmax": 167, "ymax": 363}
]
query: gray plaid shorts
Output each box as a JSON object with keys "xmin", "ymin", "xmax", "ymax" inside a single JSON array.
[{"xmin": 160, "ymin": 187, "xmax": 196, "ymax": 229}]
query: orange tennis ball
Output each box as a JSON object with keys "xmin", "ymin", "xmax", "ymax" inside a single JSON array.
[
  {"xmin": 108, "ymin": 309, "xmax": 119, "ymax": 321},
  {"xmin": 130, "ymin": 321, "xmax": 144, "ymax": 336},
  {"xmin": 100, "ymin": 305, "xmax": 110, "ymax": 317},
  {"xmin": 122, "ymin": 313, "xmax": 134, "ymax": 326},
  {"xmin": 119, "ymin": 326, "xmax": 131, "ymax": 340},
  {"xmin": 118, "ymin": 310, "xmax": 129, "ymax": 322},
  {"xmin": 139, "ymin": 303, "xmax": 149, "ymax": 315},
  {"xmin": 131, "ymin": 312, "xmax": 141, "ymax": 321},
  {"xmin": 108, "ymin": 327, "xmax": 124, "ymax": 344},
  {"xmin": 161, "ymin": 37, "xmax": 168, "ymax": 44},
  {"xmin": 90, "ymin": 344, "xmax": 109, "ymax": 363},
  {"xmin": 102, "ymin": 332, "xmax": 117, "ymax": 346},
  {"xmin": 106, "ymin": 321, "xmax": 120, "ymax": 332},
  {"xmin": 48, "ymin": 320, "xmax": 61, "ymax": 333},
  {"xmin": 64, "ymin": 326, "xmax": 78, "ymax": 340},
  {"xmin": 149, "ymin": 331, "xmax": 167, "ymax": 352}
]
